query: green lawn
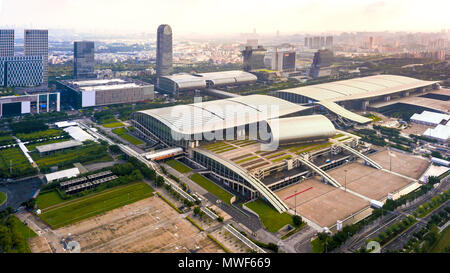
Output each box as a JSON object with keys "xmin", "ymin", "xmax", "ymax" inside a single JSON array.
[
  {"xmin": 0, "ymin": 191, "xmax": 6, "ymax": 205},
  {"xmin": 112, "ymin": 128, "xmax": 144, "ymax": 145},
  {"xmin": 39, "ymin": 182, "xmax": 154, "ymax": 228},
  {"xmin": 16, "ymin": 129, "xmax": 65, "ymax": 141},
  {"xmin": 166, "ymin": 159, "xmax": 192, "ymax": 173},
  {"xmin": 245, "ymin": 199, "xmax": 294, "ymax": 233},
  {"xmin": 100, "ymin": 118, "xmax": 124, "ymax": 128},
  {"xmin": 431, "ymin": 226, "xmax": 450, "ymax": 253},
  {"xmin": 189, "ymin": 174, "xmax": 233, "ymax": 204},
  {"xmin": 34, "ymin": 144, "xmax": 112, "ymax": 169},
  {"xmin": 36, "ymin": 190, "xmax": 65, "ymax": 209},
  {"xmin": 9, "ymin": 215, "xmax": 37, "ymax": 240},
  {"xmin": 0, "ymin": 147, "xmax": 36, "ymax": 178}
]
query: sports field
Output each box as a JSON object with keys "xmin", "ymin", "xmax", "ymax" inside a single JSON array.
[
  {"xmin": 39, "ymin": 182, "xmax": 154, "ymax": 228},
  {"xmin": 190, "ymin": 174, "xmax": 233, "ymax": 204},
  {"xmin": 166, "ymin": 159, "xmax": 192, "ymax": 173},
  {"xmin": 245, "ymin": 198, "xmax": 293, "ymax": 232}
]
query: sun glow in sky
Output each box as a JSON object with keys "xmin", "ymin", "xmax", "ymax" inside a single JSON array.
[{"xmin": 0, "ymin": 0, "xmax": 449, "ymax": 34}]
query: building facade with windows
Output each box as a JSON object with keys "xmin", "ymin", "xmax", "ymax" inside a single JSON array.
[
  {"xmin": 0, "ymin": 56, "xmax": 43, "ymax": 87},
  {"xmin": 0, "ymin": 29, "xmax": 14, "ymax": 57},
  {"xmin": 24, "ymin": 29, "xmax": 48, "ymax": 84}
]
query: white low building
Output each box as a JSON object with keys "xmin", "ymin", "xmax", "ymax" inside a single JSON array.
[
  {"xmin": 45, "ymin": 167, "xmax": 80, "ymax": 183},
  {"xmin": 410, "ymin": 111, "xmax": 450, "ymax": 126},
  {"xmin": 423, "ymin": 124, "xmax": 450, "ymax": 142}
]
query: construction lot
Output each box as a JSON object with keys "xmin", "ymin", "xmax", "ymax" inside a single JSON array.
[
  {"xmin": 276, "ymin": 179, "xmax": 370, "ymax": 228},
  {"xmin": 55, "ymin": 196, "xmax": 224, "ymax": 253}
]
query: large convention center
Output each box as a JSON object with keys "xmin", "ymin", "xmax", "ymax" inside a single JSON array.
[{"xmin": 132, "ymin": 74, "xmax": 438, "ymax": 232}]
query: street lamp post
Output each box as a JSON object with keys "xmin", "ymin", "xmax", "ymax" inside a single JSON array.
[
  {"xmin": 294, "ymin": 190, "xmax": 297, "ymax": 216},
  {"xmin": 344, "ymin": 169, "xmax": 347, "ymax": 192}
]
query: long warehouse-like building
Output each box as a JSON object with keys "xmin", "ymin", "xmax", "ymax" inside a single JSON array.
[
  {"xmin": 57, "ymin": 78, "xmax": 154, "ymax": 108},
  {"xmin": 158, "ymin": 70, "xmax": 257, "ymax": 96},
  {"xmin": 276, "ymin": 75, "xmax": 440, "ymax": 123}
]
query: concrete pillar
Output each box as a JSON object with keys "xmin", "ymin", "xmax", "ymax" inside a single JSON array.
[
  {"xmin": 384, "ymin": 96, "xmax": 391, "ymax": 102},
  {"xmin": 361, "ymin": 100, "xmax": 369, "ymax": 111},
  {"xmin": 403, "ymin": 91, "xmax": 409, "ymax": 97},
  {"xmin": 56, "ymin": 92, "xmax": 60, "ymax": 112},
  {"xmin": 47, "ymin": 93, "xmax": 49, "ymax": 112},
  {"xmin": 36, "ymin": 95, "xmax": 39, "ymax": 114}
]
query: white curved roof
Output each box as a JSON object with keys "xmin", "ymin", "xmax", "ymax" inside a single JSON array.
[
  {"xmin": 267, "ymin": 115, "xmax": 336, "ymax": 144},
  {"xmin": 276, "ymin": 75, "xmax": 438, "ymax": 102},
  {"xmin": 161, "ymin": 70, "xmax": 257, "ymax": 90},
  {"xmin": 136, "ymin": 95, "xmax": 309, "ymax": 135}
]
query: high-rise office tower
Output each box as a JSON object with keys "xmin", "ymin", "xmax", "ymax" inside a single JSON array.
[
  {"xmin": 309, "ymin": 37, "xmax": 313, "ymax": 49},
  {"xmin": 24, "ymin": 29, "xmax": 48, "ymax": 85},
  {"xmin": 0, "ymin": 30, "xmax": 14, "ymax": 56},
  {"xmin": 325, "ymin": 36, "xmax": 333, "ymax": 49},
  {"xmin": 74, "ymin": 41, "xmax": 95, "ymax": 79},
  {"xmin": 304, "ymin": 37, "xmax": 308, "ymax": 47},
  {"xmin": 369, "ymin": 36, "xmax": 374, "ymax": 49},
  {"xmin": 156, "ymin": 24, "xmax": 173, "ymax": 80},
  {"xmin": 242, "ymin": 45, "xmax": 266, "ymax": 71}
]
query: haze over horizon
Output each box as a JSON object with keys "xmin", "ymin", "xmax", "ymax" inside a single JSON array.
[{"xmin": 0, "ymin": 0, "xmax": 449, "ymax": 35}]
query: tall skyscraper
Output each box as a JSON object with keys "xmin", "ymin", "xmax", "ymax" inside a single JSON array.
[
  {"xmin": 156, "ymin": 24, "xmax": 173, "ymax": 80},
  {"xmin": 0, "ymin": 30, "xmax": 14, "ymax": 57},
  {"xmin": 24, "ymin": 29, "xmax": 48, "ymax": 84},
  {"xmin": 74, "ymin": 41, "xmax": 95, "ymax": 79},
  {"xmin": 369, "ymin": 36, "xmax": 374, "ymax": 49}
]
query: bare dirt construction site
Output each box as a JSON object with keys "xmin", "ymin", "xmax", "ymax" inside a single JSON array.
[
  {"xmin": 56, "ymin": 196, "xmax": 224, "ymax": 253},
  {"xmin": 28, "ymin": 236, "xmax": 52, "ymax": 253}
]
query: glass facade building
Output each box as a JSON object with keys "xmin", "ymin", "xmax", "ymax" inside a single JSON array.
[
  {"xmin": 74, "ymin": 41, "xmax": 95, "ymax": 79},
  {"xmin": 0, "ymin": 29, "xmax": 14, "ymax": 57},
  {"xmin": 0, "ymin": 56, "xmax": 43, "ymax": 87},
  {"xmin": 156, "ymin": 24, "xmax": 173, "ymax": 79},
  {"xmin": 24, "ymin": 29, "xmax": 48, "ymax": 84}
]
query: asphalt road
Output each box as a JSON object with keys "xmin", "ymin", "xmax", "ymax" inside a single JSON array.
[{"xmin": 0, "ymin": 177, "xmax": 42, "ymax": 210}]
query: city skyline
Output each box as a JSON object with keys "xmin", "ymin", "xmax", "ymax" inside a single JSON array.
[{"xmin": 0, "ymin": 0, "xmax": 449, "ymax": 35}]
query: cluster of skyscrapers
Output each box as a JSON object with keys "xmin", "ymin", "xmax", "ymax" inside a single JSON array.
[
  {"xmin": 305, "ymin": 36, "xmax": 333, "ymax": 50},
  {"xmin": 0, "ymin": 29, "xmax": 48, "ymax": 88}
]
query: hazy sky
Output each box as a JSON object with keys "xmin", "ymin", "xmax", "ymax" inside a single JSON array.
[{"xmin": 0, "ymin": 0, "xmax": 449, "ymax": 34}]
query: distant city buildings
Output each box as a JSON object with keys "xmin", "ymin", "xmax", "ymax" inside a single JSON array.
[
  {"xmin": 305, "ymin": 36, "xmax": 333, "ymax": 50},
  {"xmin": 0, "ymin": 29, "xmax": 14, "ymax": 56},
  {"xmin": 74, "ymin": 41, "xmax": 95, "ymax": 79},
  {"xmin": 24, "ymin": 29, "xmax": 48, "ymax": 85},
  {"xmin": 156, "ymin": 24, "xmax": 173, "ymax": 82}
]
